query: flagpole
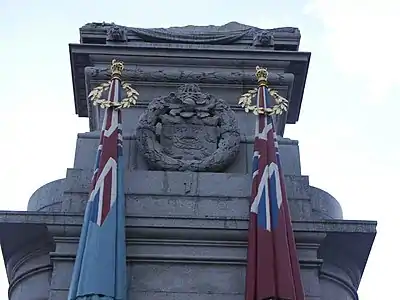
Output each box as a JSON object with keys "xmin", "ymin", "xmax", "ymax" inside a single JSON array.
[
  {"xmin": 240, "ymin": 67, "xmax": 305, "ymax": 300},
  {"xmin": 67, "ymin": 60, "xmax": 138, "ymax": 300}
]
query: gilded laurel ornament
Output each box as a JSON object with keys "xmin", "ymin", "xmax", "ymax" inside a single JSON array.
[
  {"xmin": 238, "ymin": 66, "xmax": 288, "ymax": 115},
  {"xmin": 88, "ymin": 59, "xmax": 139, "ymax": 109}
]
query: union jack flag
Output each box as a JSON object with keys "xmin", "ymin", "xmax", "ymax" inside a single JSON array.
[
  {"xmin": 68, "ymin": 73, "xmax": 127, "ymax": 300},
  {"xmin": 245, "ymin": 84, "xmax": 305, "ymax": 300},
  {"xmin": 88, "ymin": 101, "xmax": 122, "ymax": 226}
]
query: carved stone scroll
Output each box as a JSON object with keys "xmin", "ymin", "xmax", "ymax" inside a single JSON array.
[{"xmin": 136, "ymin": 84, "xmax": 240, "ymax": 172}]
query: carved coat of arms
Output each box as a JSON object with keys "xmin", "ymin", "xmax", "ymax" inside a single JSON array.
[{"xmin": 136, "ymin": 84, "xmax": 240, "ymax": 172}]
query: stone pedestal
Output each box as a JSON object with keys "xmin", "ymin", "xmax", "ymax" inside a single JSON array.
[
  {"xmin": 0, "ymin": 22, "xmax": 376, "ymax": 300},
  {"xmin": 0, "ymin": 136, "xmax": 376, "ymax": 300}
]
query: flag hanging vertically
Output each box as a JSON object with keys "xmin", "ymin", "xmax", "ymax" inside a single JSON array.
[
  {"xmin": 240, "ymin": 67, "xmax": 305, "ymax": 300},
  {"xmin": 68, "ymin": 60, "xmax": 138, "ymax": 300}
]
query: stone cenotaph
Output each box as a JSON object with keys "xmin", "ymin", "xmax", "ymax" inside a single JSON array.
[{"xmin": 0, "ymin": 22, "xmax": 376, "ymax": 300}]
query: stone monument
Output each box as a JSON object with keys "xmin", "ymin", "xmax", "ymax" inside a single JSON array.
[{"xmin": 0, "ymin": 22, "xmax": 376, "ymax": 300}]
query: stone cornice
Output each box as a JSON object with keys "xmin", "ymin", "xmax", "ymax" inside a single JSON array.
[
  {"xmin": 0, "ymin": 211, "xmax": 377, "ymax": 235},
  {"xmin": 319, "ymin": 231, "xmax": 377, "ymax": 289},
  {"xmin": 69, "ymin": 43, "xmax": 310, "ymax": 126},
  {"xmin": 70, "ymin": 42, "xmax": 310, "ymax": 61}
]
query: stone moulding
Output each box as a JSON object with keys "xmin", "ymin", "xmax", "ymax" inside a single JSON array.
[
  {"xmin": 136, "ymin": 84, "xmax": 240, "ymax": 172},
  {"xmin": 84, "ymin": 66, "xmax": 294, "ymax": 85}
]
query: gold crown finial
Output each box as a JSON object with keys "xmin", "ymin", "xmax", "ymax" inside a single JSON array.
[
  {"xmin": 88, "ymin": 59, "xmax": 139, "ymax": 109},
  {"xmin": 111, "ymin": 59, "xmax": 124, "ymax": 79},
  {"xmin": 238, "ymin": 66, "xmax": 288, "ymax": 115},
  {"xmin": 255, "ymin": 66, "xmax": 268, "ymax": 86}
]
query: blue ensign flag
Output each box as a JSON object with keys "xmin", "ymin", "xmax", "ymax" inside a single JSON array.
[{"xmin": 68, "ymin": 61, "xmax": 128, "ymax": 300}]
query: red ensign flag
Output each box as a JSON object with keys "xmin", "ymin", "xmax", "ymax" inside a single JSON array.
[{"xmin": 245, "ymin": 67, "xmax": 305, "ymax": 300}]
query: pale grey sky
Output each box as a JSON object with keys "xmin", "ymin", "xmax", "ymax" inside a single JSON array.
[{"xmin": 1, "ymin": 0, "xmax": 399, "ymax": 299}]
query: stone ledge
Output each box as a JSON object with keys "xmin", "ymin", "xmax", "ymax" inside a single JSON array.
[{"xmin": 0, "ymin": 211, "xmax": 377, "ymax": 233}]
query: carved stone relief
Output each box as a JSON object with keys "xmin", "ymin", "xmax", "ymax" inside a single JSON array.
[
  {"xmin": 82, "ymin": 21, "xmax": 300, "ymax": 47},
  {"xmin": 136, "ymin": 84, "xmax": 240, "ymax": 172},
  {"xmin": 85, "ymin": 66, "xmax": 290, "ymax": 85},
  {"xmin": 106, "ymin": 23, "xmax": 128, "ymax": 42},
  {"xmin": 252, "ymin": 30, "xmax": 275, "ymax": 47}
]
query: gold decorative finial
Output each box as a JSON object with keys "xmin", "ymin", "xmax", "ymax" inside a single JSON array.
[
  {"xmin": 255, "ymin": 66, "xmax": 268, "ymax": 86},
  {"xmin": 111, "ymin": 59, "xmax": 124, "ymax": 79},
  {"xmin": 88, "ymin": 59, "xmax": 139, "ymax": 109},
  {"xmin": 238, "ymin": 66, "xmax": 288, "ymax": 115}
]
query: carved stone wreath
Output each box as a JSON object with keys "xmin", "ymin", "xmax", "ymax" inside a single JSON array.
[{"xmin": 136, "ymin": 84, "xmax": 240, "ymax": 172}]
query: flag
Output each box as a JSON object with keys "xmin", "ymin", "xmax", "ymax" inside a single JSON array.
[
  {"xmin": 245, "ymin": 67, "xmax": 305, "ymax": 300},
  {"xmin": 68, "ymin": 60, "xmax": 130, "ymax": 300}
]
